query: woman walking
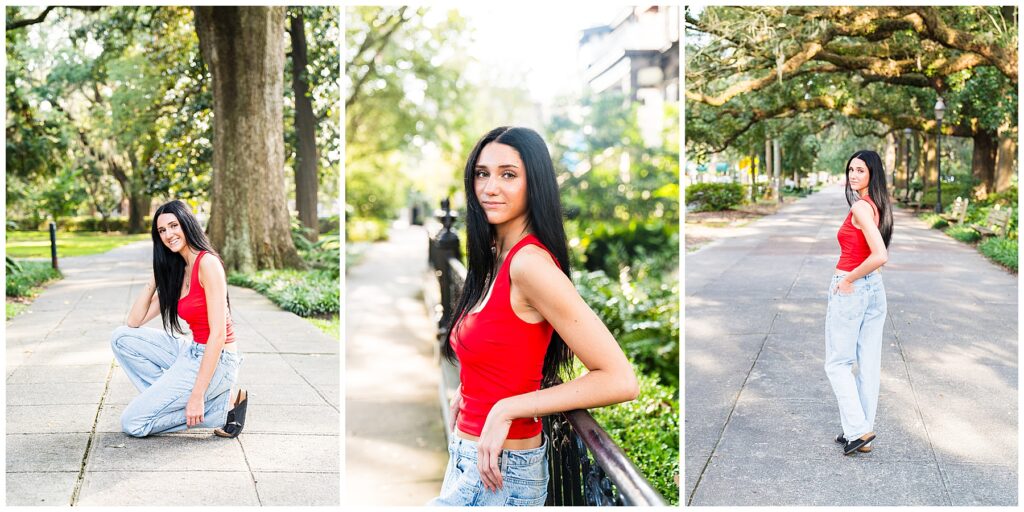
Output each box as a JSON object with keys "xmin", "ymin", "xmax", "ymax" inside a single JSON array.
[
  {"xmin": 110, "ymin": 200, "xmax": 248, "ymax": 438},
  {"xmin": 429, "ymin": 127, "xmax": 639, "ymax": 506},
  {"xmin": 825, "ymin": 150, "xmax": 893, "ymax": 455}
]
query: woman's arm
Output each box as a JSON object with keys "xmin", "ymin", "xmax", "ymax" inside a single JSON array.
[
  {"xmin": 838, "ymin": 201, "xmax": 888, "ymax": 292},
  {"xmin": 476, "ymin": 245, "xmax": 639, "ymax": 489},
  {"xmin": 126, "ymin": 275, "xmax": 160, "ymax": 328},
  {"xmin": 185, "ymin": 255, "xmax": 230, "ymax": 428}
]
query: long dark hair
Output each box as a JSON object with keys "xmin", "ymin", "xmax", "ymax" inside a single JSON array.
[
  {"xmin": 151, "ymin": 200, "xmax": 229, "ymax": 336},
  {"xmin": 443, "ymin": 126, "xmax": 574, "ymax": 388},
  {"xmin": 844, "ymin": 150, "xmax": 893, "ymax": 247}
]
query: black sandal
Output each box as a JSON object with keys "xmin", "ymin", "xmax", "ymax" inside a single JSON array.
[{"xmin": 215, "ymin": 389, "xmax": 248, "ymax": 438}]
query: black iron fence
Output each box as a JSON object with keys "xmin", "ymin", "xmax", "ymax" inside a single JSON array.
[{"xmin": 427, "ymin": 199, "xmax": 666, "ymax": 507}]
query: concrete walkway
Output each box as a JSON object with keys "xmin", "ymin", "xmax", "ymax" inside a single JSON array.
[
  {"xmin": 685, "ymin": 184, "xmax": 1017, "ymax": 506},
  {"xmin": 345, "ymin": 224, "xmax": 448, "ymax": 505},
  {"xmin": 6, "ymin": 241, "xmax": 339, "ymax": 506}
]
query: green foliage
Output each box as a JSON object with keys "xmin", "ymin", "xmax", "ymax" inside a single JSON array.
[
  {"xmin": 946, "ymin": 224, "xmax": 982, "ymax": 243},
  {"xmin": 6, "ymin": 260, "xmax": 62, "ymax": 298},
  {"xmin": 290, "ymin": 218, "xmax": 340, "ymax": 278},
  {"xmin": 919, "ymin": 213, "xmax": 949, "ymax": 229},
  {"xmin": 347, "ymin": 217, "xmax": 390, "ymax": 243},
  {"xmin": 228, "ymin": 269, "xmax": 339, "ymax": 317},
  {"xmin": 978, "ymin": 236, "xmax": 1018, "ymax": 271},
  {"xmin": 685, "ymin": 182, "xmax": 745, "ymax": 211},
  {"xmin": 590, "ymin": 370, "xmax": 679, "ymax": 504},
  {"xmin": 345, "ymin": 7, "xmax": 473, "ymax": 228},
  {"xmin": 575, "ymin": 269, "xmax": 679, "ymax": 389},
  {"xmin": 305, "ymin": 314, "xmax": 340, "ymax": 340},
  {"xmin": 6, "ymin": 301, "xmax": 29, "ymax": 321}
]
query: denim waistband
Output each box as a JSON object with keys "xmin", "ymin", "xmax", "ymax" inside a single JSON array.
[
  {"xmin": 451, "ymin": 434, "xmax": 548, "ymax": 468},
  {"xmin": 188, "ymin": 341, "xmax": 241, "ymax": 362},
  {"xmin": 833, "ymin": 269, "xmax": 881, "ymax": 282}
]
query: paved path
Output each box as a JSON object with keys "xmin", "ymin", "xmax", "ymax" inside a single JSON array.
[
  {"xmin": 6, "ymin": 241, "xmax": 339, "ymax": 506},
  {"xmin": 685, "ymin": 184, "xmax": 1017, "ymax": 506},
  {"xmin": 345, "ymin": 224, "xmax": 448, "ymax": 505}
]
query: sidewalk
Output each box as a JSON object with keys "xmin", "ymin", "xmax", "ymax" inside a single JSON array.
[
  {"xmin": 6, "ymin": 241, "xmax": 339, "ymax": 506},
  {"xmin": 685, "ymin": 184, "xmax": 1017, "ymax": 506},
  {"xmin": 345, "ymin": 224, "xmax": 448, "ymax": 505}
]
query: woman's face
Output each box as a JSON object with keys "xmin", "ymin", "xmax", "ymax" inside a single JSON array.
[
  {"xmin": 156, "ymin": 213, "xmax": 188, "ymax": 254},
  {"xmin": 847, "ymin": 157, "xmax": 870, "ymax": 194},
  {"xmin": 474, "ymin": 142, "xmax": 528, "ymax": 228}
]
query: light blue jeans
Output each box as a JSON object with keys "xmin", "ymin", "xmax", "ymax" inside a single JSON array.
[
  {"xmin": 428, "ymin": 435, "xmax": 549, "ymax": 506},
  {"xmin": 110, "ymin": 325, "xmax": 241, "ymax": 437},
  {"xmin": 824, "ymin": 271, "xmax": 887, "ymax": 442}
]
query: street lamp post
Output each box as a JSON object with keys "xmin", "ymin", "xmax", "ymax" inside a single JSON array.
[
  {"xmin": 903, "ymin": 127, "xmax": 912, "ymax": 200},
  {"xmin": 934, "ymin": 98, "xmax": 945, "ymax": 214}
]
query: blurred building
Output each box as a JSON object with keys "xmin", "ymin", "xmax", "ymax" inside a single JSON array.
[
  {"xmin": 578, "ymin": 5, "xmax": 680, "ymax": 146},
  {"xmin": 578, "ymin": 5, "xmax": 679, "ymax": 102}
]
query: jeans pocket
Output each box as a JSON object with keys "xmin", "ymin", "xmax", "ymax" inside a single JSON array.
[
  {"xmin": 505, "ymin": 494, "xmax": 548, "ymax": 506},
  {"xmin": 502, "ymin": 456, "xmax": 548, "ymax": 504}
]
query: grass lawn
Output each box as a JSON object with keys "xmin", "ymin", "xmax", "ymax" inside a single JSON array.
[
  {"xmin": 6, "ymin": 301, "xmax": 28, "ymax": 321},
  {"xmin": 306, "ymin": 314, "xmax": 340, "ymax": 340},
  {"xmin": 6, "ymin": 231, "xmax": 151, "ymax": 258}
]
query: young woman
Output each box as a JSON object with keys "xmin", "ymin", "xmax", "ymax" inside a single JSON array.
[
  {"xmin": 428, "ymin": 127, "xmax": 640, "ymax": 506},
  {"xmin": 824, "ymin": 150, "xmax": 893, "ymax": 455},
  {"xmin": 110, "ymin": 200, "xmax": 248, "ymax": 438}
]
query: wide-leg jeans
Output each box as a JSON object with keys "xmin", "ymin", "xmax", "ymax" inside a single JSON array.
[
  {"xmin": 110, "ymin": 325, "xmax": 241, "ymax": 437},
  {"xmin": 824, "ymin": 271, "xmax": 887, "ymax": 442}
]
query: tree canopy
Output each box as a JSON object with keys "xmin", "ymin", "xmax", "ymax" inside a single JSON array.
[{"xmin": 686, "ymin": 6, "xmax": 1017, "ymax": 194}]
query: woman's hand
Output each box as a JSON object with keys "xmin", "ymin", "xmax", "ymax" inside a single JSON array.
[
  {"xmin": 448, "ymin": 387, "xmax": 462, "ymax": 434},
  {"xmin": 185, "ymin": 393, "xmax": 205, "ymax": 427},
  {"xmin": 836, "ymin": 279, "xmax": 854, "ymax": 295},
  {"xmin": 477, "ymin": 399, "xmax": 513, "ymax": 492}
]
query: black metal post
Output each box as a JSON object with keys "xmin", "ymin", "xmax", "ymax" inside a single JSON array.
[
  {"xmin": 49, "ymin": 222, "xmax": 58, "ymax": 270},
  {"xmin": 436, "ymin": 198, "xmax": 460, "ymax": 331},
  {"xmin": 935, "ymin": 120, "xmax": 943, "ymax": 213},
  {"xmin": 904, "ymin": 129, "xmax": 912, "ymax": 200}
]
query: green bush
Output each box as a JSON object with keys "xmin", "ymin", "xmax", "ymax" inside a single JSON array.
[
  {"xmin": 590, "ymin": 370, "xmax": 679, "ymax": 504},
  {"xmin": 685, "ymin": 182, "xmax": 745, "ymax": 212},
  {"xmin": 228, "ymin": 269, "xmax": 339, "ymax": 317},
  {"xmin": 347, "ymin": 217, "xmax": 390, "ymax": 242},
  {"xmin": 574, "ymin": 220, "xmax": 677, "ymax": 278},
  {"xmin": 6, "ymin": 260, "xmax": 62, "ymax": 298},
  {"xmin": 945, "ymin": 225, "xmax": 982, "ymax": 244},
  {"xmin": 291, "ymin": 219, "xmax": 341, "ymax": 278},
  {"xmin": 575, "ymin": 269, "xmax": 678, "ymax": 388},
  {"xmin": 979, "ymin": 237, "xmax": 1018, "ymax": 271},
  {"xmin": 919, "ymin": 213, "xmax": 948, "ymax": 230},
  {"xmin": 7, "ymin": 216, "xmax": 152, "ymax": 233}
]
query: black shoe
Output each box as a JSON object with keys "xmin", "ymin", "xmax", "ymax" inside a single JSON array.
[
  {"xmin": 214, "ymin": 389, "xmax": 248, "ymax": 438},
  {"xmin": 837, "ymin": 433, "xmax": 873, "ymax": 452},
  {"xmin": 843, "ymin": 432, "xmax": 875, "ymax": 455}
]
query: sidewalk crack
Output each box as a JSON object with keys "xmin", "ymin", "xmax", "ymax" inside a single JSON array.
[
  {"xmin": 688, "ymin": 312, "xmax": 779, "ymax": 505},
  {"xmin": 69, "ymin": 359, "xmax": 115, "ymax": 505},
  {"xmin": 889, "ymin": 314, "xmax": 952, "ymax": 505}
]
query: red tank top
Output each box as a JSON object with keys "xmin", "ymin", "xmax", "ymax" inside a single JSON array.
[
  {"xmin": 178, "ymin": 250, "xmax": 236, "ymax": 344},
  {"xmin": 453, "ymin": 234, "xmax": 557, "ymax": 439},
  {"xmin": 836, "ymin": 195, "xmax": 878, "ymax": 272}
]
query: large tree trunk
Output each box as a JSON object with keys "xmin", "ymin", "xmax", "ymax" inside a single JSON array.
[
  {"xmin": 128, "ymin": 186, "xmax": 151, "ymax": 234},
  {"xmin": 894, "ymin": 131, "xmax": 907, "ymax": 191},
  {"xmin": 194, "ymin": 6, "xmax": 303, "ymax": 273},
  {"xmin": 971, "ymin": 130, "xmax": 998, "ymax": 197},
  {"xmin": 289, "ymin": 8, "xmax": 318, "ymax": 242},
  {"xmin": 995, "ymin": 126, "xmax": 1017, "ymax": 193},
  {"xmin": 764, "ymin": 138, "xmax": 773, "ymax": 199},
  {"xmin": 920, "ymin": 132, "xmax": 935, "ymax": 198},
  {"xmin": 883, "ymin": 132, "xmax": 896, "ymax": 188}
]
